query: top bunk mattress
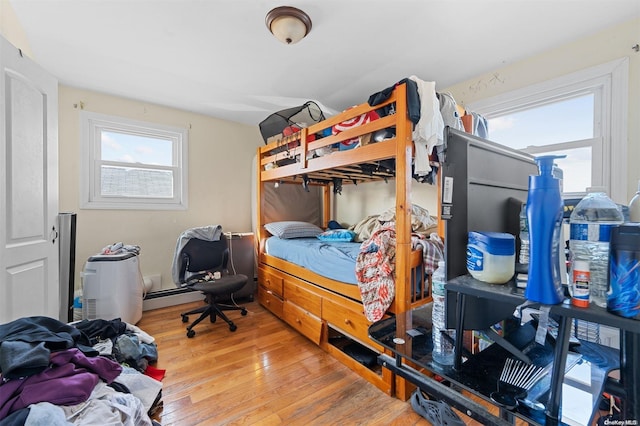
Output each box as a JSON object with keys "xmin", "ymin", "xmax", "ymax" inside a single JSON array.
[{"xmin": 264, "ymin": 236, "xmax": 359, "ymax": 285}]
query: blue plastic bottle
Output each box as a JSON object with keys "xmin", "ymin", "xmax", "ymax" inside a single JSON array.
[{"xmin": 525, "ymin": 155, "xmax": 566, "ymax": 304}]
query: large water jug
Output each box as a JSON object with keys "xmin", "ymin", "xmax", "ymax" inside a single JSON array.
[{"xmin": 569, "ymin": 187, "xmax": 624, "ymax": 307}]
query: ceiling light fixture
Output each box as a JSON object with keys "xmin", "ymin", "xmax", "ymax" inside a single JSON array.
[{"xmin": 265, "ymin": 6, "xmax": 312, "ymax": 45}]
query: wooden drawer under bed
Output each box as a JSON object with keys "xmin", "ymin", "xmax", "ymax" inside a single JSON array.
[
  {"xmin": 284, "ymin": 279, "xmax": 322, "ymax": 316},
  {"xmin": 258, "ymin": 266, "xmax": 284, "ymax": 296},
  {"xmin": 323, "ymin": 296, "xmax": 382, "ymax": 352},
  {"xmin": 257, "ymin": 287, "xmax": 283, "ymax": 318},
  {"xmin": 283, "ymin": 300, "xmax": 322, "ymax": 345}
]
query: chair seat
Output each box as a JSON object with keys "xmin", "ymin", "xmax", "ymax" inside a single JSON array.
[{"xmin": 189, "ymin": 274, "xmax": 247, "ymax": 296}]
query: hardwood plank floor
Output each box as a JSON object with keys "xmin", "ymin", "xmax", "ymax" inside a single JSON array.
[{"xmin": 137, "ymin": 300, "xmax": 510, "ymax": 426}]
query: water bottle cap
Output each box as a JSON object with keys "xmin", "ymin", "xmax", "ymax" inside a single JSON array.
[
  {"xmin": 586, "ymin": 186, "xmax": 607, "ymax": 193},
  {"xmin": 534, "ymin": 155, "xmax": 566, "ymax": 175}
]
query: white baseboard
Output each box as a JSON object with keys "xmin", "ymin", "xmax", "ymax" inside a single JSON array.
[{"xmin": 142, "ymin": 291, "xmax": 203, "ymax": 311}]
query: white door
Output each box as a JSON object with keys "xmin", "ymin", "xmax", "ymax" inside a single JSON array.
[{"xmin": 0, "ymin": 35, "xmax": 59, "ymax": 323}]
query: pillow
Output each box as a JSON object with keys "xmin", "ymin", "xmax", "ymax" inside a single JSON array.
[
  {"xmin": 264, "ymin": 221, "xmax": 323, "ymax": 239},
  {"xmin": 317, "ymin": 229, "xmax": 356, "ymax": 242}
]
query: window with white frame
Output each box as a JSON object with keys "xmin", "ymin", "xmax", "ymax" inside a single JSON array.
[
  {"xmin": 468, "ymin": 58, "xmax": 628, "ymax": 203},
  {"xmin": 81, "ymin": 111, "xmax": 188, "ymax": 210}
]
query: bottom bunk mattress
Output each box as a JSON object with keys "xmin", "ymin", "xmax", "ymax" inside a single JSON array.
[{"xmin": 264, "ymin": 236, "xmax": 359, "ymax": 285}]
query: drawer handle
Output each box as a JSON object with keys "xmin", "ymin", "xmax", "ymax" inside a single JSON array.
[
  {"xmin": 296, "ymin": 318, "xmax": 302, "ymax": 324},
  {"xmin": 265, "ymin": 300, "xmax": 270, "ymax": 305},
  {"xmin": 344, "ymin": 319, "xmax": 351, "ymax": 325}
]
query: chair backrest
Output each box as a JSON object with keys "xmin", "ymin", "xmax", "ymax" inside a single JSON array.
[{"xmin": 178, "ymin": 238, "xmax": 229, "ymax": 283}]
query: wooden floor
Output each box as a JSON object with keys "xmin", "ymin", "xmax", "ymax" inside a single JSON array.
[{"xmin": 137, "ymin": 299, "xmax": 512, "ymax": 426}]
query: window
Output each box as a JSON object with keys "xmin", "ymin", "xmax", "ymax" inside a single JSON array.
[
  {"xmin": 81, "ymin": 111, "xmax": 188, "ymax": 210},
  {"xmin": 468, "ymin": 58, "xmax": 628, "ymax": 203}
]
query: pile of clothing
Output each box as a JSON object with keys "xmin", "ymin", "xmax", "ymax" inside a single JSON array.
[{"xmin": 0, "ymin": 316, "xmax": 163, "ymax": 425}]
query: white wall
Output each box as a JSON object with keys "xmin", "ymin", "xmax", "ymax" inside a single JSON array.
[
  {"xmin": 334, "ymin": 180, "xmax": 439, "ymax": 227},
  {"xmin": 58, "ymin": 87, "xmax": 263, "ymax": 292},
  {"xmin": 446, "ymin": 18, "xmax": 640, "ymax": 202},
  {"xmin": 335, "ymin": 18, "xmax": 640, "ymax": 224}
]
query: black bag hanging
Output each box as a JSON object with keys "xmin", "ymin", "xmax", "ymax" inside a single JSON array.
[{"xmin": 258, "ymin": 101, "xmax": 326, "ymax": 144}]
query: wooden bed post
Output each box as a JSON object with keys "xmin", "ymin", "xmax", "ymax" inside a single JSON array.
[
  {"xmin": 322, "ymin": 184, "xmax": 331, "ymax": 229},
  {"xmin": 394, "ymin": 84, "xmax": 412, "ymax": 314},
  {"xmin": 255, "ymin": 149, "xmax": 264, "ymax": 253},
  {"xmin": 392, "ymin": 84, "xmax": 418, "ymax": 402}
]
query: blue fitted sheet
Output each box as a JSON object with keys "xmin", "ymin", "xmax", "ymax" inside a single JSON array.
[{"xmin": 265, "ymin": 237, "xmax": 360, "ymax": 285}]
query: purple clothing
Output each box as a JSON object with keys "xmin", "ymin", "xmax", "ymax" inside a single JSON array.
[{"xmin": 0, "ymin": 348, "xmax": 122, "ymax": 419}]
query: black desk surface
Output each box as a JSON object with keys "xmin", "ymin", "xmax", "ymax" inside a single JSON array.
[
  {"xmin": 446, "ymin": 275, "xmax": 640, "ymax": 333},
  {"xmin": 368, "ymin": 275, "xmax": 630, "ymax": 425}
]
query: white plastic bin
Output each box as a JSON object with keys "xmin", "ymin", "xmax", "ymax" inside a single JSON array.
[{"xmin": 82, "ymin": 252, "xmax": 143, "ymax": 324}]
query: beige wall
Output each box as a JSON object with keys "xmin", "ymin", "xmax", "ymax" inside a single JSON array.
[
  {"xmin": 446, "ymin": 18, "xmax": 640, "ymax": 202},
  {"xmin": 335, "ymin": 18, "xmax": 640, "ymax": 224},
  {"xmin": 0, "ymin": 0, "xmax": 33, "ymax": 58},
  {"xmin": 334, "ymin": 181, "xmax": 439, "ymax": 227},
  {"xmin": 58, "ymin": 87, "xmax": 263, "ymax": 292}
]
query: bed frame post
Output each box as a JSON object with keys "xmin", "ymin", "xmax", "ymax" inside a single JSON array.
[
  {"xmin": 322, "ymin": 185, "xmax": 331, "ymax": 229},
  {"xmin": 255, "ymin": 148, "xmax": 264, "ymax": 253},
  {"xmin": 393, "ymin": 84, "xmax": 412, "ymax": 315},
  {"xmin": 392, "ymin": 84, "xmax": 418, "ymax": 401}
]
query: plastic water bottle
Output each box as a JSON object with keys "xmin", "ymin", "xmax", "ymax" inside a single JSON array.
[
  {"xmin": 519, "ymin": 203, "xmax": 529, "ymax": 265},
  {"xmin": 628, "ymin": 180, "xmax": 640, "ymax": 222},
  {"xmin": 569, "ymin": 188, "xmax": 624, "ymax": 307},
  {"xmin": 431, "ymin": 261, "xmax": 454, "ymax": 365}
]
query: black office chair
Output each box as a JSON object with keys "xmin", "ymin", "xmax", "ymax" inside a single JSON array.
[{"xmin": 176, "ymin": 236, "xmax": 248, "ymax": 338}]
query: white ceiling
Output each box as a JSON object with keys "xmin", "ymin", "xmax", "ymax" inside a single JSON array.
[{"xmin": 9, "ymin": 0, "xmax": 640, "ymax": 127}]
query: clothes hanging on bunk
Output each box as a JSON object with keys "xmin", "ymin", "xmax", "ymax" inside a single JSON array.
[
  {"xmin": 470, "ymin": 111, "xmax": 489, "ymax": 138},
  {"xmin": 438, "ymin": 92, "xmax": 465, "ymax": 133},
  {"xmin": 356, "ymin": 225, "xmax": 446, "ymax": 322},
  {"xmin": 367, "ymin": 78, "xmax": 421, "ymax": 124},
  {"xmin": 414, "ymin": 233, "xmax": 445, "ymax": 275},
  {"xmin": 356, "ymin": 225, "xmax": 397, "ymax": 322},
  {"xmin": 409, "ymin": 76, "xmax": 444, "ymax": 177}
]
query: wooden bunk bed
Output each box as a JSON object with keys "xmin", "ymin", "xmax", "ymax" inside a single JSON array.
[{"xmin": 255, "ymin": 83, "xmax": 440, "ymax": 398}]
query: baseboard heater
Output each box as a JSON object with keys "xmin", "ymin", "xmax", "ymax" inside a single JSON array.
[{"xmin": 144, "ymin": 287, "xmax": 192, "ymax": 300}]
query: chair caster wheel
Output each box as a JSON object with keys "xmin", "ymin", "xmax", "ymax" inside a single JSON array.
[
  {"xmin": 241, "ymin": 309, "xmax": 248, "ymax": 316},
  {"xmin": 181, "ymin": 315, "xmax": 189, "ymax": 323},
  {"xmin": 186, "ymin": 329, "xmax": 195, "ymax": 338},
  {"xmin": 229, "ymin": 324, "xmax": 237, "ymax": 332}
]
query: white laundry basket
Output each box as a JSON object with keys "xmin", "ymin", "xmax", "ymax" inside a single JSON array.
[{"xmin": 81, "ymin": 252, "xmax": 144, "ymax": 324}]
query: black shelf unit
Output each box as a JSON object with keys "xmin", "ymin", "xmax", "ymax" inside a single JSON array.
[{"xmin": 369, "ymin": 275, "xmax": 639, "ymax": 425}]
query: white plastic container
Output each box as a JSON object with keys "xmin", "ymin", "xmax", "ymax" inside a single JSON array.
[
  {"xmin": 570, "ymin": 260, "xmax": 590, "ymax": 308},
  {"xmin": 82, "ymin": 252, "xmax": 144, "ymax": 324},
  {"xmin": 466, "ymin": 231, "xmax": 515, "ymax": 284}
]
